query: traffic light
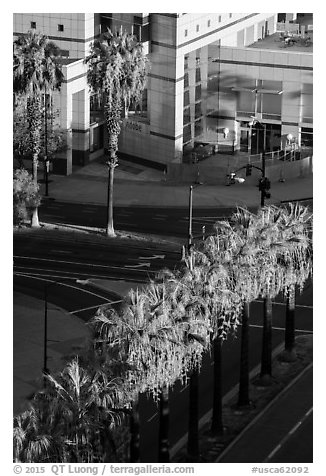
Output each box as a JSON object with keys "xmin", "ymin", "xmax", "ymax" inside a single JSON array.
[
  {"xmin": 258, "ymin": 177, "xmax": 271, "ymax": 199},
  {"xmin": 246, "ymin": 164, "xmax": 252, "ymax": 176}
]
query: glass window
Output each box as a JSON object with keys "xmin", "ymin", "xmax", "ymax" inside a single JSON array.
[
  {"xmin": 301, "ymin": 84, "xmax": 313, "ymax": 122},
  {"xmin": 195, "ymin": 67, "xmax": 201, "ymax": 83},
  {"xmin": 184, "ymin": 90, "xmax": 190, "ymax": 107},
  {"xmin": 58, "ymin": 24, "xmax": 64, "ymax": 32},
  {"xmin": 184, "ymin": 55, "xmax": 189, "ymax": 70},
  {"xmin": 194, "ymin": 120, "xmax": 203, "ymax": 138},
  {"xmin": 229, "ymin": 13, "xmax": 232, "ymax": 18},
  {"xmin": 262, "ymin": 93, "xmax": 282, "ymax": 117},
  {"xmin": 196, "ymin": 24, "xmax": 200, "ymax": 32},
  {"xmin": 207, "ymin": 19, "xmax": 211, "ymax": 27},
  {"xmin": 195, "ymin": 103, "xmax": 202, "ymax": 119},
  {"xmin": 195, "ymin": 85, "xmax": 202, "ymax": 101},
  {"xmin": 237, "ymin": 91, "xmax": 255, "ymax": 115},
  {"xmin": 30, "ymin": 21, "xmax": 36, "ymax": 29},
  {"xmin": 90, "ymin": 124, "xmax": 104, "ymax": 152},
  {"xmin": 183, "ymin": 124, "xmax": 192, "ymax": 143},
  {"xmin": 218, "ymin": 16, "xmax": 221, "ymax": 22},
  {"xmin": 184, "ymin": 72, "xmax": 189, "ymax": 88},
  {"xmin": 183, "ymin": 107, "xmax": 190, "ymax": 125},
  {"xmin": 185, "ymin": 29, "xmax": 188, "ymax": 37},
  {"xmin": 301, "ymin": 127, "xmax": 313, "ymax": 147}
]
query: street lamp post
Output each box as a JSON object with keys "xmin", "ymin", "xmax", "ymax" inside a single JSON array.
[
  {"xmin": 248, "ymin": 119, "xmax": 269, "ymax": 207},
  {"xmin": 260, "ymin": 124, "xmax": 267, "ymax": 207},
  {"xmin": 43, "ymin": 279, "xmax": 64, "ymax": 387},
  {"xmin": 188, "ymin": 185, "xmax": 193, "ymax": 255},
  {"xmin": 43, "ymin": 283, "xmax": 50, "ymax": 385}
]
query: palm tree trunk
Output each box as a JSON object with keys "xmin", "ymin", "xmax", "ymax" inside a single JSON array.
[
  {"xmin": 260, "ymin": 296, "xmax": 273, "ymax": 383},
  {"xmin": 158, "ymin": 384, "xmax": 170, "ymax": 462},
  {"xmin": 238, "ymin": 301, "xmax": 250, "ymax": 406},
  {"xmin": 129, "ymin": 395, "xmax": 141, "ymax": 463},
  {"xmin": 282, "ymin": 284, "xmax": 297, "ymax": 361},
  {"xmin": 210, "ymin": 337, "xmax": 224, "ymax": 435},
  {"xmin": 104, "ymin": 95, "xmax": 121, "ymax": 238},
  {"xmin": 28, "ymin": 96, "xmax": 41, "ymax": 228},
  {"xmin": 31, "ymin": 153, "xmax": 40, "ymax": 227},
  {"xmin": 106, "ymin": 156, "xmax": 116, "ymax": 237},
  {"xmin": 187, "ymin": 367, "xmax": 199, "ymax": 462}
]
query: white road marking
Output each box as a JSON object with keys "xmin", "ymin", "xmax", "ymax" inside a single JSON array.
[
  {"xmin": 254, "ymin": 299, "xmax": 313, "ymax": 310},
  {"xmin": 49, "ymin": 249, "xmax": 72, "ymax": 254},
  {"xmin": 147, "ymin": 412, "xmax": 158, "ymax": 423},
  {"xmin": 248, "ymin": 323, "xmax": 313, "ymax": 334},
  {"xmin": 14, "ymin": 255, "xmax": 154, "ymax": 273},
  {"xmin": 71, "ymin": 299, "xmax": 122, "ymax": 314},
  {"xmin": 180, "ymin": 384, "xmax": 189, "ymax": 393},
  {"xmin": 124, "ymin": 263, "xmax": 151, "ymax": 268},
  {"xmin": 14, "ymin": 272, "xmax": 113, "ymax": 302},
  {"xmin": 265, "ymin": 406, "xmax": 313, "ymax": 462},
  {"xmin": 139, "ymin": 255, "xmax": 165, "ymax": 260}
]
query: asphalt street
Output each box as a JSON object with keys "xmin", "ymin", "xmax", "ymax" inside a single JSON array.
[
  {"xmin": 39, "ymin": 200, "xmax": 245, "ymax": 240},
  {"xmin": 217, "ymin": 365, "xmax": 313, "ymax": 463}
]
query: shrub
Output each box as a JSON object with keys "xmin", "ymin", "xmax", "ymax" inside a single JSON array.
[{"xmin": 13, "ymin": 169, "xmax": 41, "ymax": 225}]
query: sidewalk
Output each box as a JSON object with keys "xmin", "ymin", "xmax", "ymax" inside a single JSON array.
[
  {"xmin": 39, "ymin": 155, "xmax": 313, "ymax": 209},
  {"xmin": 13, "ymin": 292, "xmax": 90, "ymax": 415}
]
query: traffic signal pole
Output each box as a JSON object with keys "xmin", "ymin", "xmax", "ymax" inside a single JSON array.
[{"xmin": 261, "ymin": 147, "xmax": 266, "ymax": 207}]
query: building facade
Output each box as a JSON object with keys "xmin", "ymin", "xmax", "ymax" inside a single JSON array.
[{"xmin": 13, "ymin": 13, "xmax": 312, "ymax": 174}]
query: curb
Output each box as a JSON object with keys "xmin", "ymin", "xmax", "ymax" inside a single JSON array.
[
  {"xmin": 215, "ymin": 361, "xmax": 313, "ymax": 462},
  {"xmin": 170, "ymin": 339, "xmax": 313, "ymax": 460},
  {"xmin": 170, "ymin": 340, "xmax": 286, "ymax": 459}
]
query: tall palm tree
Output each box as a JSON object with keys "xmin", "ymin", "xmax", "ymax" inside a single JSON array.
[
  {"xmin": 198, "ymin": 208, "xmax": 261, "ymax": 427},
  {"xmin": 254, "ymin": 206, "xmax": 289, "ymax": 383},
  {"xmin": 172, "ymin": 249, "xmax": 239, "ymax": 458},
  {"xmin": 255, "ymin": 205, "xmax": 312, "ymax": 382},
  {"xmin": 147, "ymin": 271, "xmax": 210, "ymax": 462},
  {"xmin": 88, "ymin": 300, "xmax": 145, "ymax": 462},
  {"xmin": 221, "ymin": 208, "xmax": 263, "ymax": 405},
  {"xmin": 195, "ymin": 233, "xmax": 242, "ymax": 432},
  {"xmin": 278, "ymin": 203, "xmax": 312, "ymax": 361},
  {"xmin": 85, "ymin": 29, "xmax": 149, "ymax": 237},
  {"xmin": 13, "ymin": 30, "xmax": 63, "ymax": 226},
  {"xmin": 153, "ymin": 263, "xmax": 211, "ymax": 462}
]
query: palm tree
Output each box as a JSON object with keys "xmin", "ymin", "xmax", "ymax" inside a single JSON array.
[
  {"xmin": 171, "ymin": 250, "xmax": 239, "ymax": 459},
  {"xmin": 278, "ymin": 203, "xmax": 313, "ymax": 361},
  {"xmin": 13, "ymin": 30, "xmax": 63, "ymax": 226},
  {"xmin": 146, "ymin": 271, "xmax": 210, "ymax": 463},
  {"xmin": 196, "ymin": 233, "xmax": 242, "ymax": 432},
  {"xmin": 254, "ymin": 206, "xmax": 289, "ymax": 384},
  {"xmin": 255, "ymin": 205, "xmax": 312, "ymax": 383},
  {"xmin": 46, "ymin": 357, "xmax": 128, "ymax": 463},
  {"xmin": 221, "ymin": 208, "xmax": 263, "ymax": 405},
  {"xmin": 88, "ymin": 301, "xmax": 144, "ymax": 462},
  {"xmin": 13, "ymin": 406, "xmax": 54, "ymax": 462},
  {"xmin": 152, "ymin": 263, "xmax": 211, "ymax": 462},
  {"xmin": 85, "ymin": 29, "xmax": 149, "ymax": 237}
]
